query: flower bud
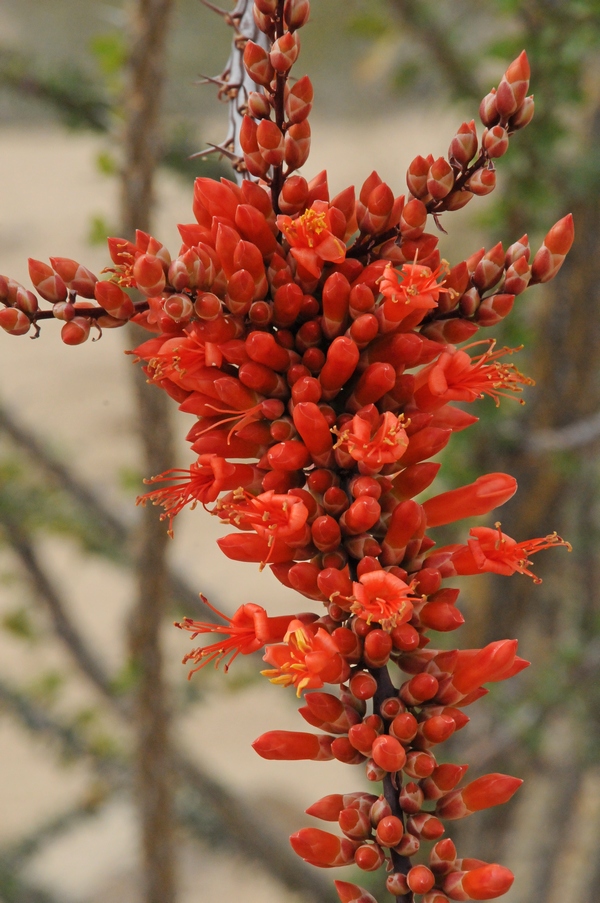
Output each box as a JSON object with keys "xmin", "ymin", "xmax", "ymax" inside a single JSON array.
[
  {"xmin": 371, "ymin": 734, "xmax": 406, "ymax": 772},
  {"xmin": 496, "ymin": 51, "xmax": 530, "ymax": 120},
  {"xmin": 386, "ymin": 873, "xmax": 409, "ymax": 896},
  {"xmin": 284, "ymin": 0, "xmax": 310, "ymax": 30},
  {"xmin": 406, "ymin": 812, "xmax": 445, "ymax": 840},
  {"xmin": 531, "ymin": 213, "xmax": 574, "ymax": 284},
  {"xmin": 252, "ymin": 730, "xmax": 334, "ymax": 760},
  {"xmin": 61, "ymin": 316, "xmax": 91, "ymax": 345},
  {"xmin": 482, "ymin": 125, "xmax": 509, "ymax": 159},
  {"xmin": 427, "ymin": 157, "xmax": 454, "ymax": 200},
  {"xmin": 247, "ymin": 90, "xmax": 272, "ymax": 119},
  {"xmin": 354, "ymin": 843, "xmax": 385, "ymax": 871},
  {"xmin": 290, "ymin": 828, "xmax": 358, "ymax": 867},
  {"xmin": 243, "ymin": 40, "xmax": 275, "ymax": 87},
  {"xmin": 94, "ymin": 281, "xmax": 135, "ymax": 319},
  {"xmin": 423, "ymin": 473, "xmax": 517, "ymax": 527},
  {"xmin": 256, "ymin": 119, "xmax": 285, "ymax": 167},
  {"xmin": 479, "ymin": 88, "xmax": 500, "ymax": 127},
  {"xmin": 133, "ymin": 253, "xmax": 166, "ymax": 296},
  {"xmin": 285, "ymin": 74, "xmax": 313, "ymax": 123},
  {"xmin": 449, "ymin": 121, "xmax": 478, "ymax": 168},
  {"xmin": 50, "ymin": 257, "xmax": 98, "ymax": 298},
  {"xmin": 436, "ymin": 773, "xmax": 522, "ymax": 820},
  {"xmin": 443, "ymin": 863, "xmax": 514, "ymax": 900},
  {"xmin": 509, "ymin": 95, "xmax": 534, "ymax": 131},
  {"xmin": 375, "ymin": 815, "xmax": 404, "ymax": 847},
  {"xmin": 270, "ymin": 31, "xmax": 300, "ymax": 74},
  {"xmin": 0, "ymin": 307, "xmax": 31, "ymax": 335},
  {"xmin": 472, "ymin": 241, "xmax": 504, "ymax": 292},
  {"xmin": 406, "ymin": 155, "xmax": 433, "ymax": 199},
  {"xmin": 407, "ymin": 865, "xmax": 435, "ymax": 894},
  {"xmin": 284, "ymin": 120, "xmax": 311, "ymax": 170},
  {"xmin": 466, "ymin": 167, "xmax": 496, "ymax": 196},
  {"xmin": 163, "ymin": 293, "xmax": 194, "ymax": 322},
  {"xmin": 28, "ymin": 258, "xmax": 67, "ymax": 303}
]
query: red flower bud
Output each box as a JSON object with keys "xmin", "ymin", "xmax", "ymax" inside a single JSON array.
[
  {"xmin": 290, "ymin": 827, "xmax": 358, "ymax": 867},
  {"xmin": 407, "ymin": 154, "xmax": 433, "ymax": 199},
  {"xmin": 444, "ymin": 863, "xmax": 514, "ymax": 900},
  {"xmin": 466, "ymin": 167, "xmax": 496, "ymax": 196},
  {"xmin": 252, "ymin": 730, "xmax": 333, "ymax": 760},
  {"xmin": 284, "ymin": 0, "xmax": 310, "ymax": 30},
  {"xmin": 286, "ymin": 74, "xmax": 314, "ymax": 123},
  {"xmin": 28, "ymin": 258, "xmax": 67, "ymax": 303},
  {"xmin": 270, "ymin": 31, "xmax": 301, "ymax": 73},
  {"xmin": 482, "ymin": 126, "xmax": 509, "ymax": 159},
  {"xmin": 0, "ymin": 307, "xmax": 31, "ymax": 335},
  {"xmin": 243, "ymin": 40, "xmax": 275, "ymax": 87},
  {"xmin": 407, "ymin": 865, "xmax": 435, "ymax": 894},
  {"xmin": 427, "ymin": 157, "xmax": 454, "ymax": 200},
  {"xmin": 531, "ymin": 213, "xmax": 574, "ymax": 284},
  {"xmin": 257, "ymin": 119, "xmax": 285, "ymax": 167},
  {"xmin": 449, "ymin": 121, "xmax": 478, "ymax": 168},
  {"xmin": 61, "ymin": 316, "xmax": 91, "ymax": 345},
  {"xmin": 423, "ymin": 473, "xmax": 517, "ymax": 527},
  {"xmin": 285, "ymin": 120, "xmax": 311, "ymax": 170}
]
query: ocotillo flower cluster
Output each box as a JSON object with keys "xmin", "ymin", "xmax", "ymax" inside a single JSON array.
[{"xmin": 0, "ymin": 3, "xmax": 574, "ymax": 901}]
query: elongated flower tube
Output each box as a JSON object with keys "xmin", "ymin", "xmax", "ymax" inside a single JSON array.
[{"xmin": 176, "ymin": 598, "xmax": 314, "ymax": 675}]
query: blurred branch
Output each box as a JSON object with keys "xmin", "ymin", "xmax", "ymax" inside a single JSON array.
[
  {"xmin": 389, "ymin": 0, "xmax": 480, "ymax": 99},
  {"xmin": 525, "ymin": 410, "xmax": 600, "ymax": 452},
  {"xmin": 0, "ymin": 48, "xmax": 226, "ymax": 181},
  {"xmin": 0, "ymin": 401, "xmax": 219, "ymax": 622},
  {"xmin": 0, "ymin": 512, "xmax": 116, "ymax": 702},
  {"xmin": 0, "ymin": 49, "xmax": 110, "ymax": 130}
]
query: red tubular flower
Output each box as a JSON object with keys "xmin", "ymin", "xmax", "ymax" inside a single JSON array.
[
  {"xmin": 277, "ymin": 201, "xmax": 346, "ymax": 278},
  {"xmin": 215, "ymin": 488, "xmax": 309, "ymax": 542},
  {"xmin": 290, "ymin": 827, "xmax": 358, "ymax": 867},
  {"xmin": 423, "ymin": 473, "xmax": 517, "ymax": 527},
  {"xmin": 444, "ymin": 863, "xmax": 514, "ymax": 900},
  {"xmin": 136, "ymin": 455, "xmax": 258, "ymax": 535},
  {"xmin": 448, "ymin": 524, "xmax": 571, "ymax": 583},
  {"xmin": 253, "ymin": 731, "xmax": 335, "ymax": 762},
  {"xmin": 176, "ymin": 598, "xmax": 305, "ymax": 675},
  {"xmin": 351, "ymin": 570, "xmax": 418, "ymax": 630},
  {"xmin": 413, "ymin": 341, "xmax": 533, "ymax": 411},
  {"xmin": 379, "ymin": 260, "xmax": 450, "ymax": 325},
  {"xmin": 436, "ymin": 774, "xmax": 523, "ymax": 820},
  {"xmin": 333, "ymin": 410, "xmax": 408, "ymax": 473},
  {"xmin": 262, "ymin": 619, "xmax": 349, "ymax": 695}
]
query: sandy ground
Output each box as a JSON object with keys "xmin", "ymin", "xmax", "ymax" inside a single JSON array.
[{"xmin": 0, "ymin": 118, "xmax": 490, "ymax": 902}]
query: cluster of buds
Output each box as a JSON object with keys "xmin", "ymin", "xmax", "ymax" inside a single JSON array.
[{"xmin": 0, "ymin": 10, "xmax": 575, "ymax": 903}]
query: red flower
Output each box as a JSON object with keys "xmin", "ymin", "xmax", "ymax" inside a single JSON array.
[
  {"xmin": 448, "ymin": 523, "xmax": 571, "ymax": 583},
  {"xmin": 215, "ymin": 488, "xmax": 309, "ymax": 543},
  {"xmin": 262, "ymin": 619, "xmax": 349, "ymax": 695},
  {"xmin": 137, "ymin": 454, "xmax": 257, "ymax": 535},
  {"xmin": 351, "ymin": 570, "xmax": 419, "ymax": 630},
  {"xmin": 379, "ymin": 260, "xmax": 450, "ymax": 324},
  {"xmin": 176, "ymin": 598, "xmax": 305, "ymax": 676},
  {"xmin": 413, "ymin": 340, "xmax": 533, "ymax": 411},
  {"xmin": 333, "ymin": 411, "xmax": 408, "ymax": 472},
  {"xmin": 277, "ymin": 201, "xmax": 346, "ymax": 278}
]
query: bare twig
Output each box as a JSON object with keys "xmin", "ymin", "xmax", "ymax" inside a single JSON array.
[
  {"xmin": 0, "ymin": 513, "xmax": 116, "ymax": 703},
  {"xmin": 0, "ymin": 402, "xmax": 220, "ymax": 623},
  {"xmin": 120, "ymin": 0, "xmax": 178, "ymax": 899}
]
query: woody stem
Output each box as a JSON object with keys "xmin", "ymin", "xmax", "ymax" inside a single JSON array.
[{"xmin": 372, "ymin": 665, "xmax": 414, "ymax": 903}]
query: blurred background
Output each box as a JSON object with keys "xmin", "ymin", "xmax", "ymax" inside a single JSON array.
[{"xmin": 1, "ymin": 1, "xmax": 599, "ymax": 901}]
